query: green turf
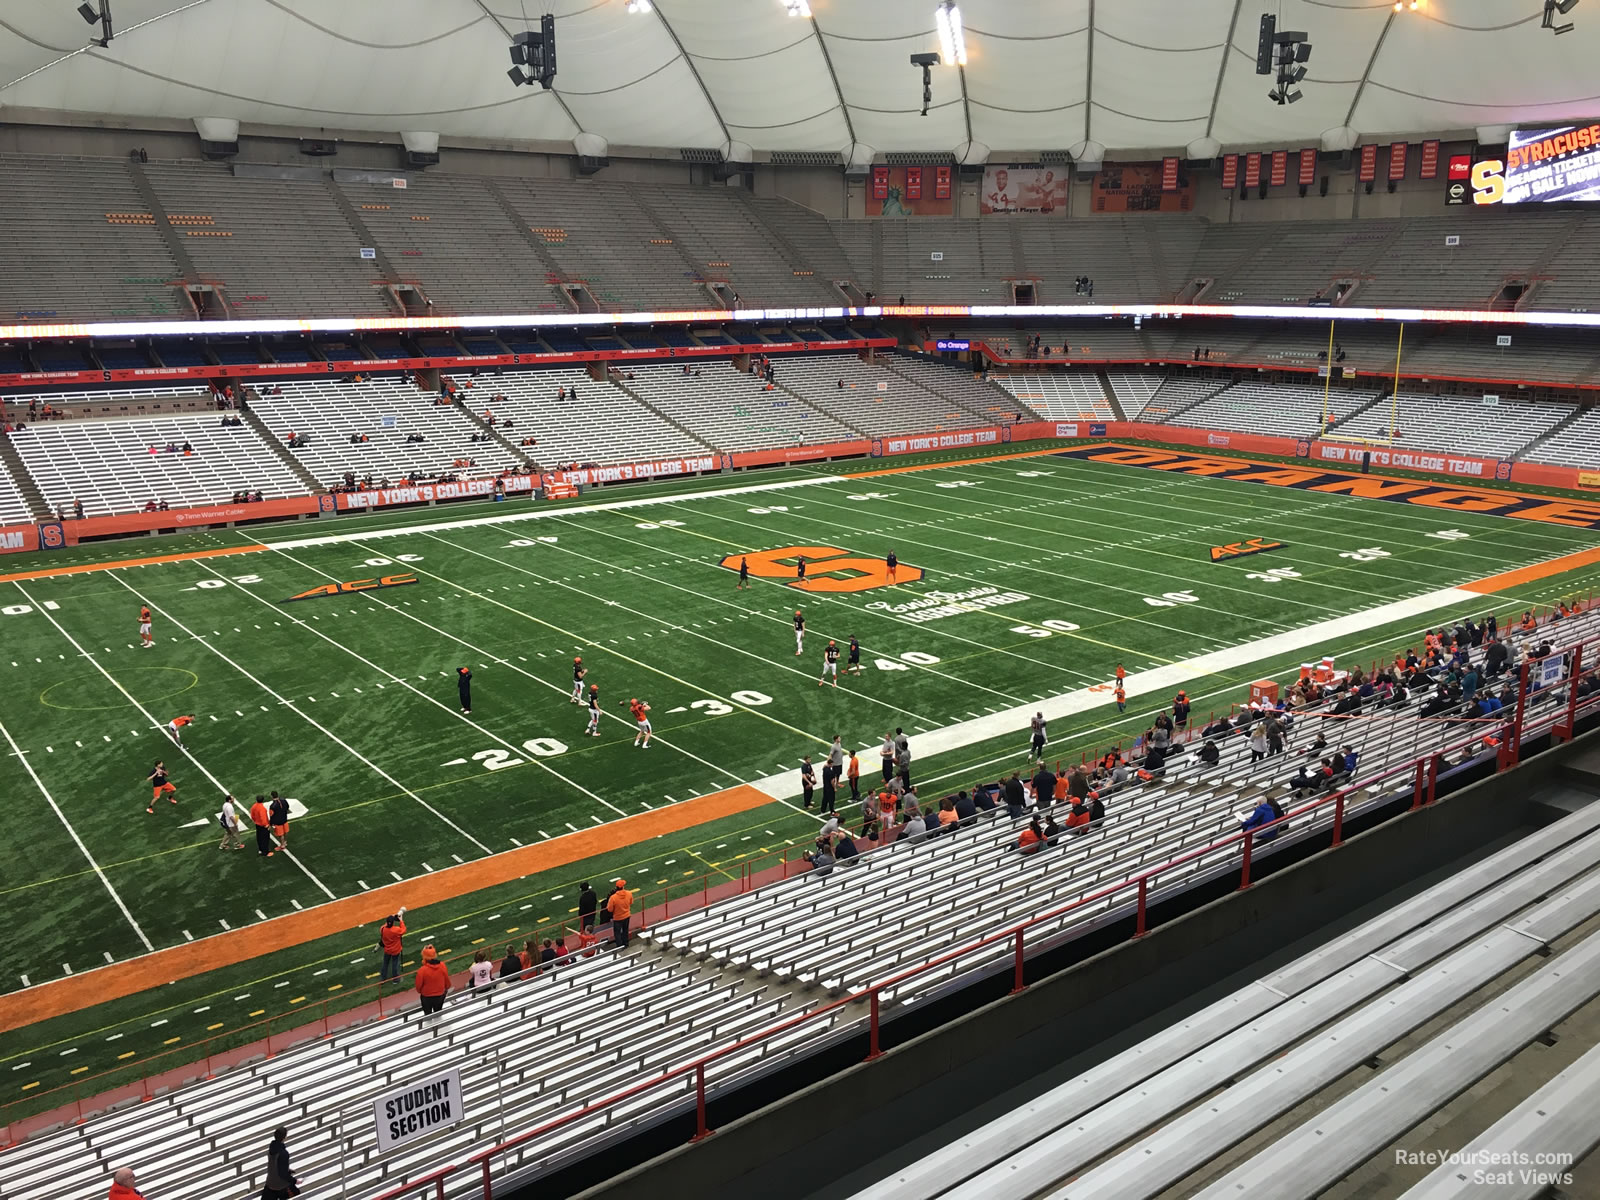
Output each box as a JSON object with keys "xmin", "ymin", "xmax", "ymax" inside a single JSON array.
[{"xmin": 2, "ymin": 440, "xmax": 1597, "ymax": 1119}]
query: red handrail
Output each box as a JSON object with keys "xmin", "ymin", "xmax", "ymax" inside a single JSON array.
[{"xmin": 13, "ymin": 630, "xmax": 1598, "ymax": 1174}]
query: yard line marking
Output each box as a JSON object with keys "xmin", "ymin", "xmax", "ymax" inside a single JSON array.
[
  {"xmin": 0, "ymin": 710, "xmax": 153, "ymax": 952},
  {"xmin": 171, "ymin": 564, "xmax": 496, "ymax": 853},
  {"xmin": 228, "ymin": 552, "xmax": 629, "ymax": 824},
  {"xmin": 182, "ymin": 930, "xmax": 192, "ymax": 941}
]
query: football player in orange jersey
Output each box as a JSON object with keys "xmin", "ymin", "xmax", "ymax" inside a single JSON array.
[
  {"xmin": 139, "ymin": 605, "xmax": 154, "ymax": 649},
  {"xmin": 629, "ymin": 697, "xmax": 652, "ymax": 749}
]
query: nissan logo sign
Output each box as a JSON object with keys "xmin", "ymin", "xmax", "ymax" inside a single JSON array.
[{"xmin": 1445, "ymin": 181, "xmax": 1466, "ymax": 205}]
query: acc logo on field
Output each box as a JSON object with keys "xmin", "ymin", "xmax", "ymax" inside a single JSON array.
[
  {"xmin": 720, "ymin": 546, "xmax": 921, "ymax": 593},
  {"xmin": 284, "ymin": 573, "xmax": 418, "ymax": 603},
  {"xmin": 1210, "ymin": 537, "xmax": 1286, "ymax": 562}
]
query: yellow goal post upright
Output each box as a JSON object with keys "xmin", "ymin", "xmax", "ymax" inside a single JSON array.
[{"xmin": 1323, "ymin": 321, "xmax": 1406, "ymax": 451}]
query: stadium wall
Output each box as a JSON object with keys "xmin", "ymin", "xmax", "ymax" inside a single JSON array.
[
  {"xmin": 566, "ymin": 733, "xmax": 1600, "ymax": 1200},
  {"xmin": 2, "ymin": 418, "xmax": 1593, "ymax": 556}
]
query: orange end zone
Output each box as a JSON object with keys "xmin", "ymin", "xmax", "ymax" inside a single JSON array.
[
  {"xmin": 0, "ymin": 544, "xmax": 269, "ymax": 583},
  {"xmin": 0, "ymin": 783, "xmax": 776, "ymax": 1034},
  {"xmin": 1461, "ymin": 545, "xmax": 1600, "ymax": 595}
]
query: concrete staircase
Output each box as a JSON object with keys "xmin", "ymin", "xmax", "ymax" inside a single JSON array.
[
  {"xmin": 238, "ymin": 402, "xmax": 324, "ymax": 492},
  {"xmin": 1512, "ymin": 403, "xmax": 1594, "ymax": 461},
  {"xmin": 0, "ymin": 433, "xmax": 50, "ymax": 519},
  {"xmin": 605, "ymin": 376, "xmax": 718, "ymax": 452},
  {"xmin": 765, "ymin": 378, "xmax": 873, "ymax": 439},
  {"xmin": 1097, "ymin": 371, "xmax": 1128, "ymax": 421},
  {"xmin": 125, "ymin": 159, "xmax": 200, "ymax": 281},
  {"xmin": 453, "ymin": 400, "xmax": 535, "ymax": 467}
]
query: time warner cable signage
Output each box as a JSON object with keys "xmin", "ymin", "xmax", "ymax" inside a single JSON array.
[{"xmin": 374, "ymin": 1068, "xmax": 465, "ymax": 1153}]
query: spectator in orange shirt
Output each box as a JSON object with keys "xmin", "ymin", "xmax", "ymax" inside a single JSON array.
[
  {"xmin": 106, "ymin": 1166, "xmax": 144, "ymax": 1199},
  {"xmin": 414, "ymin": 946, "xmax": 451, "ymax": 1018},
  {"xmin": 1017, "ymin": 814, "xmax": 1045, "ymax": 854},
  {"xmin": 378, "ymin": 907, "xmax": 407, "ymax": 981},
  {"xmin": 605, "ymin": 880, "xmax": 635, "ymax": 946}
]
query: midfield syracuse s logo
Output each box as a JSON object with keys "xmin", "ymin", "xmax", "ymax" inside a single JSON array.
[
  {"xmin": 1210, "ymin": 538, "xmax": 1286, "ymax": 562},
  {"xmin": 721, "ymin": 546, "xmax": 923, "ymax": 593},
  {"xmin": 284, "ymin": 573, "xmax": 419, "ymax": 602}
]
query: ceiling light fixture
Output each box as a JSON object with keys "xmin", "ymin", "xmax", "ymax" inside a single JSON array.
[
  {"xmin": 77, "ymin": 0, "xmax": 114, "ymax": 46},
  {"xmin": 935, "ymin": 3, "xmax": 966, "ymax": 67},
  {"xmin": 1541, "ymin": 0, "xmax": 1578, "ymax": 34},
  {"xmin": 624, "ymin": 0, "xmax": 652, "ymax": 12},
  {"xmin": 909, "ymin": 51, "xmax": 941, "ymax": 116},
  {"xmin": 780, "ymin": 0, "xmax": 812, "ymax": 17}
]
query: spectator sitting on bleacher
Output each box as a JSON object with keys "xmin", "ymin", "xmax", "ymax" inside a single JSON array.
[
  {"xmin": 106, "ymin": 1166, "xmax": 144, "ymax": 1199},
  {"xmin": 1017, "ymin": 814, "xmax": 1045, "ymax": 854},
  {"xmin": 1242, "ymin": 797, "xmax": 1285, "ymax": 842},
  {"xmin": 1143, "ymin": 742, "xmax": 1168, "ymax": 776},
  {"xmin": 72, "ymin": 497, "xmax": 83, "ymax": 520},
  {"xmin": 1198, "ymin": 738, "xmax": 1220, "ymax": 766},
  {"xmin": 1201, "ymin": 713, "xmax": 1233, "ymax": 739},
  {"xmin": 954, "ymin": 789, "xmax": 977, "ymax": 823},
  {"xmin": 143, "ymin": 499, "xmax": 158, "ymax": 513},
  {"xmin": 804, "ymin": 843, "xmax": 834, "ymax": 876}
]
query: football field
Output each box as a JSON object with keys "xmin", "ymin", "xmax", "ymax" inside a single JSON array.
[{"xmin": 3, "ymin": 440, "xmax": 1599, "ymax": 1111}]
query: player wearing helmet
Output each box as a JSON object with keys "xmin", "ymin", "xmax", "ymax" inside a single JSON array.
[
  {"xmin": 794, "ymin": 609, "xmax": 805, "ymax": 657},
  {"xmin": 629, "ymin": 697, "xmax": 652, "ymax": 749},
  {"xmin": 570, "ymin": 656, "xmax": 586, "ymax": 703}
]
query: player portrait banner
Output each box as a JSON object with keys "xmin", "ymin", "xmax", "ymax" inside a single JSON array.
[
  {"xmin": 1160, "ymin": 156, "xmax": 1179, "ymax": 191},
  {"xmin": 1358, "ymin": 144, "xmax": 1378, "ymax": 182},
  {"xmin": 934, "ymin": 164, "xmax": 952, "ymax": 199},
  {"xmin": 1389, "ymin": 141, "xmax": 1408, "ymax": 181},
  {"xmin": 869, "ymin": 165, "xmax": 955, "ymax": 216},
  {"xmin": 1220, "ymin": 154, "xmax": 1238, "ymax": 190},
  {"xmin": 1269, "ymin": 150, "xmax": 1288, "ymax": 188},
  {"xmin": 1298, "ymin": 147, "xmax": 1318, "ymax": 187},
  {"xmin": 1244, "ymin": 153, "xmax": 1261, "ymax": 188},
  {"xmin": 1419, "ymin": 139, "xmax": 1440, "ymax": 179},
  {"xmin": 980, "ymin": 165, "xmax": 1068, "ymax": 214},
  {"xmin": 1092, "ymin": 163, "xmax": 1194, "ymax": 213}
]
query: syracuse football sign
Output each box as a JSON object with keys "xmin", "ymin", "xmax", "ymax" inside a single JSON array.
[{"xmin": 721, "ymin": 545, "xmax": 922, "ymax": 593}]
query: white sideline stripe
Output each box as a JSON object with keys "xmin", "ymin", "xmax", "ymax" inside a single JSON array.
[
  {"xmin": 744, "ymin": 585, "xmax": 1485, "ymax": 800},
  {"xmin": 0, "ymin": 711, "xmax": 154, "ymax": 952},
  {"xmin": 260, "ymin": 474, "xmax": 851, "ymax": 549},
  {"xmin": 12, "ymin": 583, "xmax": 347, "ymax": 900}
]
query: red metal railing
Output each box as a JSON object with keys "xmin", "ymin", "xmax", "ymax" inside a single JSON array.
[
  {"xmin": 363, "ymin": 642, "xmax": 1600, "ymax": 1199},
  {"xmin": 11, "ymin": 632, "xmax": 1598, "ymax": 1164}
]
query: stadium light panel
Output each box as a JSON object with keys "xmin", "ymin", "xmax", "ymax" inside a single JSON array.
[
  {"xmin": 780, "ymin": 0, "xmax": 812, "ymax": 17},
  {"xmin": 935, "ymin": 3, "xmax": 966, "ymax": 67},
  {"xmin": 625, "ymin": 0, "xmax": 652, "ymax": 11}
]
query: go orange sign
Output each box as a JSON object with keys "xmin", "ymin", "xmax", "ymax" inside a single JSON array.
[{"xmin": 720, "ymin": 545, "xmax": 921, "ymax": 593}]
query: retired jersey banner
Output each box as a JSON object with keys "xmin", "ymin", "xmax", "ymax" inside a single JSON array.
[
  {"xmin": 1419, "ymin": 139, "xmax": 1440, "ymax": 179},
  {"xmin": 1299, "ymin": 147, "xmax": 1318, "ymax": 186},
  {"xmin": 934, "ymin": 165, "xmax": 952, "ymax": 199},
  {"xmin": 871, "ymin": 165, "xmax": 889, "ymax": 201},
  {"xmin": 869, "ymin": 165, "xmax": 954, "ymax": 216},
  {"xmin": 1220, "ymin": 154, "xmax": 1238, "ymax": 190},
  {"xmin": 1270, "ymin": 150, "xmax": 1288, "ymax": 187},
  {"xmin": 981, "ymin": 166, "xmax": 1067, "ymax": 214},
  {"xmin": 1161, "ymin": 156, "xmax": 1179, "ymax": 191},
  {"xmin": 1358, "ymin": 144, "xmax": 1379, "ymax": 182},
  {"xmin": 1244, "ymin": 153, "xmax": 1262, "ymax": 188},
  {"xmin": 1389, "ymin": 141, "xmax": 1409, "ymax": 181}
]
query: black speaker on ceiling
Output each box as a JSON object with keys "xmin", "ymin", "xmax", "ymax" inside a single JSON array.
[
  {"xmin": 300, "ymin": 138, "xmax": 337, "ymax": 157},
  {"xmin": 1256, "ymin": 13, "xmax": 1276, "ymax": 74}
]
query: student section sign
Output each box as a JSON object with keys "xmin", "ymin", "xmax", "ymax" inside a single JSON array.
[{"xmin": 373, "ymin": 1067, "xmax": 465, "ymax": 1154}]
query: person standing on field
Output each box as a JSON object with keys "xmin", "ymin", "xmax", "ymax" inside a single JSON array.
[
  {"xmin": 145, "ymin": 760, "xmax": 177, "ymax": 815},
  {"xmin": 379, "ymin": 907, "xmax": 407, "ymax": 981},
  {"xmin": 217, "ymin": 794, "xmax": 244, "ymax": 851},
  {"xmin": 457, "ymin": 666, "xmax": 472, "ymax": 714},
  {"xmin": 414, "ymin": 946, "xmax": 451, "ymax": 1018},
  {"xmin": 1030, "ymin": 712, "xmax": 1047, "ymax": 762},
  {"xmin": 268, "ymin": 791, "xmax": 290, "ymax": 850},
  {"xmin": 880, "ymin": 732, "xmax": 894, "ymax": 782},
  {"xmin": 249, "ymin": 794, "xmax": 273, "ymax": 857},
  {"xmin": 847, "ymin": 751, "xmax": 861, "ymax": 801},
  {"xmin": 737, "ymin": 556, "xmax": 749, "ymax": 589},
  {"xmin": 800, "ymin": 754, "xmax": 816, "ymax": 808}
]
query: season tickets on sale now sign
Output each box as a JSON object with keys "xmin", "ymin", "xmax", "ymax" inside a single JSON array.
[{"xmin": 1471, "ymin": 123, "xmax": 1600, "ymax": 205}]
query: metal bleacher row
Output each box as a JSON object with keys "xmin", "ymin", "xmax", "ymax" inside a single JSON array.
[
  {"xmin": 642, "ymin": 611, "xmax": 1599, "ymax": 1003},
  {"xmin": 8, "ymin": 412, "xmax": 304, "ymax": 517},
  {"xmin": 2, "ymin": 549, "xmax": 1593, "ymax": 1199},
  {"xmin": 856, "ymin": 796, "xmax": 1600, "ymax": 1200},
  {"xmin": 623, "ymin": 361, "xmax": 860, "ymax": 450}
]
